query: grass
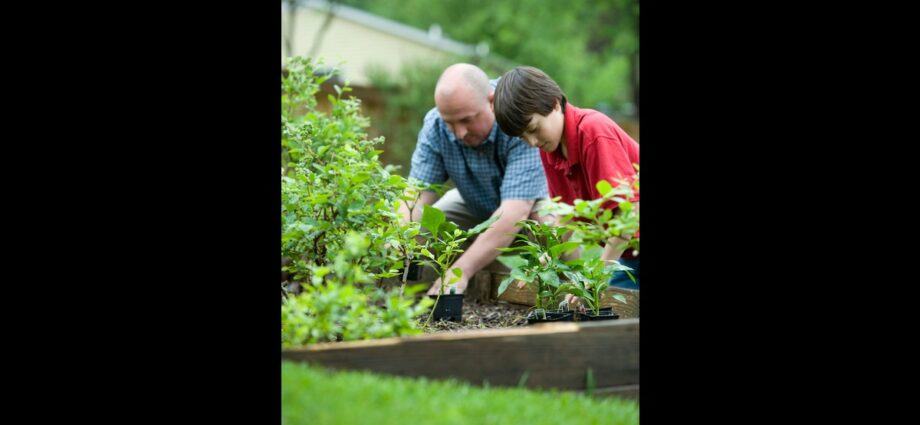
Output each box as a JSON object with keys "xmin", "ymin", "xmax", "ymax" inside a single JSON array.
[{"xmin": 282, "ymin": 361, "xmax": 639, "ymax": 425}]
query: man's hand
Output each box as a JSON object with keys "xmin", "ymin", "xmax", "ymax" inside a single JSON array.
[{"xmin": 426, "ymin": 269, "xmax": 470, "ymax": 295}]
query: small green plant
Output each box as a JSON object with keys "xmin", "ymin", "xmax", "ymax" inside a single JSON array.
[
  {"xmin": 386, "ymin": 179, "xmax": 446, "ymax": 288},
  {"xmin": 495, "ymin": 219, "xmax": 580, "ymax": 317},
  {"xmin": 540, "ymin": 174, "xmax": 640, "ymax": 315},
  {"xmin": 417, "ymin": 204, "xmax": 498, "ymax": 323},
  {"xmin": 558, "ymin": 246, "xmax": 631, "ymax": 315}
]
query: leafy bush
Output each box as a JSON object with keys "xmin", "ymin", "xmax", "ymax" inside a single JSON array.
[{"xmin": 281, "ymin": 57, "xmax": 433, "ymax": 345}]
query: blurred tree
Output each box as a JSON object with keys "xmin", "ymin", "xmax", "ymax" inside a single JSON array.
[{"xmin": 337, "ymin": 0, "xmax": 639, "ymax": 117}]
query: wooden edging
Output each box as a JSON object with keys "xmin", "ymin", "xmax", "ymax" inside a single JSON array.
[{"xmin": 282, "ymin": 318, "xmax": 639, "ymax": 398}]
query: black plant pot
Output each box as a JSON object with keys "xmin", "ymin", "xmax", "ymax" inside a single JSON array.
[
  {"xmin": 429, "ymin": 294, "xmax": 464, "ymax": 322},
  {"xmin": 576, "ymin": 307, "xmax": 620, "ymax": 321},
  {"xmin": 526, "ymin": 309, "xmax": 575, "ymax": 324}
]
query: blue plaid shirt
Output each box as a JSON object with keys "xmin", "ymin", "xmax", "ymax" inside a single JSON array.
[{"xmin": 409, "ymin": 80, "xmax": 548, "ymax": 219}]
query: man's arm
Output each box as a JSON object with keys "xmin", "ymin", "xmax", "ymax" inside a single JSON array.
[{"xmin": 426, "ymin": 199, "xmax": 534, "ymax": 295}]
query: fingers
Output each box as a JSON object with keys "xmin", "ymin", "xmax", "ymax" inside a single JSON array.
[{"xmin": 427, "ymin": 279, "xmax": 442, "ymax": 295}]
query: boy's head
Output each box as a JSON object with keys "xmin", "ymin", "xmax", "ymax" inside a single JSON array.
[{"xmin": 493, "ymin": 66, "xmax": 567, "ymax": 152}]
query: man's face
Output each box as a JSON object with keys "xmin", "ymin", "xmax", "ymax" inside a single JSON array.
[
  {"xmin": 520, "ymin": 101, "xmax": 565, "ymax": 153},
  {"xmin": 436, "ymin": 89, "xmax": 495, "ymax": 148}
]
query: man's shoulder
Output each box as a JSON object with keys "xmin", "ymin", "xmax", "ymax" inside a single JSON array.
[
  {"xmin": 419, "ymin": 107, "xmax": 447, "ymax": 145},
  {"xmin": 423, "ymin": 107, "xmax": 442, "ymax": 125}
]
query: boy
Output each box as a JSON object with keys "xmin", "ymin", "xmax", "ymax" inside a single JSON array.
[{"xmin": 493, "ymin": 66, "xmax": 640, "ymax": 289}]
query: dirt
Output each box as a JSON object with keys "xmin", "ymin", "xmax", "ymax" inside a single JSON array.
[{"xmin": 417, "ymin": 299, "xmax": 532, "ymax": 333}]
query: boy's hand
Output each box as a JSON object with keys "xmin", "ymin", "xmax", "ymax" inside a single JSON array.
[{"xmin": 562, "ymin": 293, "xmax": 587, "ymax": 313}]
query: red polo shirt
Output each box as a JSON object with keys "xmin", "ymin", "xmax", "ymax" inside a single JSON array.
[{"xmin": 541, "ymin": 103, "xmax": 640, "ymax": 255}]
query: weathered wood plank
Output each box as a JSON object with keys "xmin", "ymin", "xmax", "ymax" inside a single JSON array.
[
  {"xmin": 588, "ymin": 384, "xmax": 640, "ymax": 401},
  {"xmin": 282, "ymin": 319, "xmax": 639, "ymax": 392}
]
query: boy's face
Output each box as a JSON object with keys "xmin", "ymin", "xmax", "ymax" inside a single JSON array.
[{"xmin": 520, "ymin": 101, "xmax": 564, "ymax": 153}]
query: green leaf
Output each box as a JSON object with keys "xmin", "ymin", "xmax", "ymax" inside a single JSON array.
[
  {"xmin": 550, "ymin": 241, "xmax": 581, "ymax": 258},
  {"xmin": 596, "ymin": 179, "xmax": 613, "ymax": 196},
  {"xmin": 420, "ymin": 205, "xmax": 445, "ymax": 236},
  {"xmin": 351, "ymin": 173, "xmax": 370, "ymax": 184},
  {"xmin": 451, "ymin": 267, "xmax": 463, "ymax": 278},
  {"xmin": 313, "ymin": 266, "xmax": 330, "ymax": 278},
  {"xmin": 612, "ymin": 294, "xmax": 627, "ymax": 304},
  {"xmin": 497, "ymin": 275, "xmax": 515, "ymax": 296},
  {"xmin": 469, "ymin": 213, "xmax": 500, "ymax": 235},
  {"xmin": 497, "ymin": 255, "xmax": 528, "ymax": 270},
  {"xmin": 440, "ymin": 221, "xmax": 458, "ymax": 237},
  {"xmin": 511, "ymin": 268, "xmax": 531, "ymax": 282},
  {"xmin": 538, "ymin": 271, "xmax": 561, "ymax": 288},
  {"xmin": 599, "ymin": 209, "xmax": 612, "ymax": 223}
]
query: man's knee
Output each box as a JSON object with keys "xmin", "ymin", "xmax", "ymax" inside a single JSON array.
[{"xmin": 432, "ymin": 189, "xmax": 481, "ymax": 230}]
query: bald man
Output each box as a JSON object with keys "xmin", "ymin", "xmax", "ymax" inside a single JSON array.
[{"xmin": 399, "ymin": 63, "xmax": 549, "ymax": 295}]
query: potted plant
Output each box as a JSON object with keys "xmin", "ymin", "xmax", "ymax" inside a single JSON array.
[
  {"xmin": 543, "ymin": 176, "xmax": 640, "ymax": 320},
  {"xmin": 495, "ymin": 219, "xmax": 582, "ymax": 324},
  {"xmin": 390, "ymin": 179, "xmax": 446, "ymax": 283},
  {"xmin": 418, "ymin": 204, "xmax": 498, "ymax": 322}
]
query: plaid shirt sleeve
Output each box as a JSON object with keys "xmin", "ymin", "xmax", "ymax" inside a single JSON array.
[
  {"xmin": 409, "ymin": 108, "xmax": 448, "ymax": 185},
  {"xmin": 500, "ymin": 136, "xmax": 548, "ymax": 201}
]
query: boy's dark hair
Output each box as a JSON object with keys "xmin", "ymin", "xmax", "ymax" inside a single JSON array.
[{"xmin": 493, "ymin": 66, "xmax": 567, "ymax": 137}]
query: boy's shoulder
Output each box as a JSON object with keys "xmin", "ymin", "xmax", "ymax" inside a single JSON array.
[{"xmin": 573, "ymin": 106, "xmax": 617, "ymax": 132}]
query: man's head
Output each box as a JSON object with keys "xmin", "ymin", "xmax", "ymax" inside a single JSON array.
[
  {"xmin": 493, "ymin": 66, "xmax": 567, "ymax": 153},
  {"xmin": 434, "ymin": 64, "xmax": 495, "ymax": 148}
]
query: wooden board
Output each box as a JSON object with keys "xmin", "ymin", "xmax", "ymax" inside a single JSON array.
[{"xmin": 282, "ymin": 319, "xmax": 639, "ymax": 395}]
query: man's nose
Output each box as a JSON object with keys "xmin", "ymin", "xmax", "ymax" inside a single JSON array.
[{"xmin": 454, "ymin": 125, "xmax": 467, "ymax": 140}]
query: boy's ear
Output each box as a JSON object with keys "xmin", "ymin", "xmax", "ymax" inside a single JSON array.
[{"xmin": 488, "ymin": 91, "xmax": 494, "ymax": 104}]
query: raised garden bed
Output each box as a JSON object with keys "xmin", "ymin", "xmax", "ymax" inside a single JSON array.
[{"xmin": 282, "ymin": 318, "xmax": 640, "ymax": 399}]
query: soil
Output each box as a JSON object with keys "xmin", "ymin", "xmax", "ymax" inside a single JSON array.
[{"xmin": 417, "ymin": 299, "xmax": 532, "ymax": 333}]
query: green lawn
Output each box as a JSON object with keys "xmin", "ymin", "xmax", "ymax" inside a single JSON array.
[{"xmin": 283, "ymin": 361, "xmax": 639, "ymax": 425}]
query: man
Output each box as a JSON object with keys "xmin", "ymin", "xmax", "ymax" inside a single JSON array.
[{"xmin": 400, "ymin": 63, "xmax": 548, "ymax": 295}]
